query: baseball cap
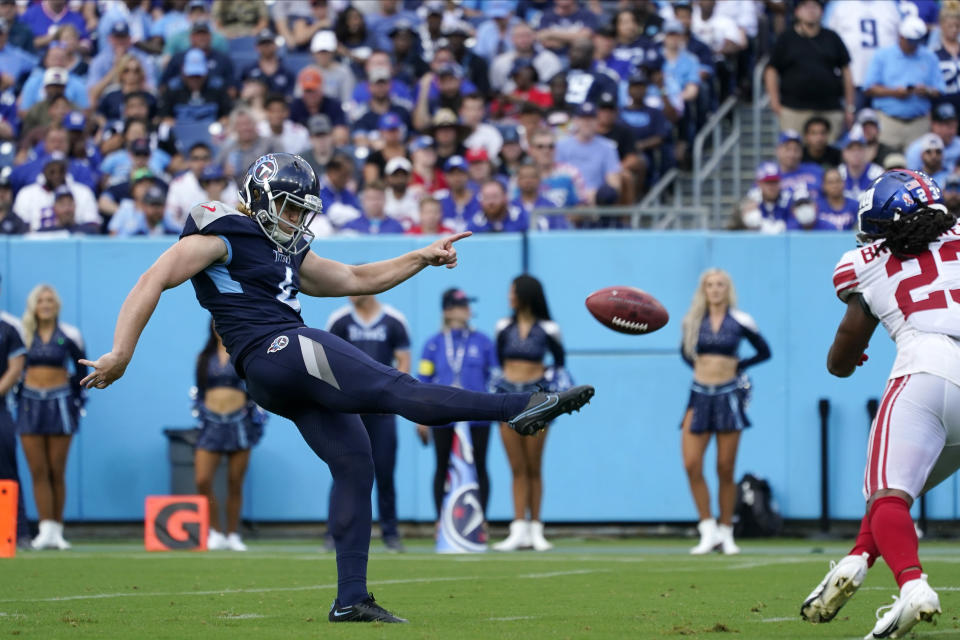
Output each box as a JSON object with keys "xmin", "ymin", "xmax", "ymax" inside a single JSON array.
[
  {"xmin": 298, "ymin": 67, "xmax": 323, "ymax": 90},
  {"xmin": 442, "ymin": 20, "xmax": 471, "ymax": 37},
  {"xmin": 883, "ymin": 153, "xmax": 908, "ymax": 170},
  {"xmin": 183, "ymin": 48, "xmax": 207, "ymax": 76},
  {"xmin": 0, "ymin": 167, "xmax": 10, "ymax": 188},
  {"xmin": 499, "ymin": 125, "xmax": 521, "ymax": 145},
  {"xmin": 369, "ymin": 66, "xmax": 391, "ymax": 83},
  {"xmin": 131, "ymin": 167, "xmax": 154, "ymax": 183},
  {"xmin": 389, "ymin": 19, "xmax": 415, "ymax": 37},
  {"xmin": 436, "ymin": 62, "xmax": 463, "ymax": 78},
  {"xmin": 465, "ymin": 147, "xmax": 489, "ymax": 163},
  {"xmin": 110, "ymin": 20, "xmax": 130, "ymax": 37},
  {"xmin": 408, "ymin": 135, "xmax": 434, "ymax": 152},
  {"xmin": 856, "ymin": 108, "xmax": 879, "ymax": 126},
  {"xmin": 843, "ymin": 124, "xmax": 867, "ymax": 147},
  {"xmin": 431, "ymin": 108, "xmax": 460, "ymax": 129},
  {"xmin": 311, "ymin": 30, "xmax": 337, "ymax": 53},
  {"xmin": 934, "ymin": 102, "xmax": 958, "ymax": 122},
  {"xmin": 385, "ymin": 156, "xmax": 412, "ymax": 175},
  {"xmin": 308, "ymin": 113, "xmax": 332, "ymax": 136},
  {"xmin": 187, "ymin": 0, "xmax": 206, "ymax": 10},
  {"xmin": 920, "ymin": 132, "xmax": 945, "ymax": 152},
  {"xmin": 899, "ymin": 15, "xmax": 927, "ymax": 41},
  {"xmin": 574, "ymin": 102, "xmax": 597, "ymax": 118},
  {"xmin": 130, "ymin": 138, "xmax": 151, "ymax": 156},
  {"xmin": 191, "ymin": 20, "xmax": 211, "ymax": 34},
  {"xmin": 379, "ymin": 112, "xmax": 404, "ymax": 131},
  {"xmin": 44, "ymin": 152, "xmax": 67, "ymax": 167},
  {"xmin": 199, "ymin": 164, "xmax": 225, "ymax": 182},
  {"xmin": 663, "ymin": 19, "xmax": 685, "ymax": 35},
  {"xmin": 755, "ymin": 161, "xmax": 780, "ymax": 183},
  {"xmin": 442, "ymin": 288, "xmax": 476, "ymax": 309},
  {"xmin": 143, "ymin": 185, "xmax": 166, "ymax": 205},
  {"xmin": 425, "ymin": 0, "xmax": 445, "ymax": 15},
  {"xmin": 598, "ymin": 92, "xmax": 617, "ymax": 109},
  {"xmin": 256, "ymin": 28, "xmax": 275, "ymax": 44},
  {"xmin": 510, "ymin": 57, "xmax": 536, "ymax": 78},
  {"xmin": 486, "ymin": 0, "xmax": 514, "ymax": 18},
  {"xmin": 778, "ymin": 129, "xmax": 802, "ymax": 145},
  {"xmin": 63, "ymin": 111, "xmax": 85, "ymax": 131},
  {"xmin": 444, "ymin": 155, "xmax": 467, "ymax": 172},
  {"xmin": 628, "ymin": 70, "xmax": 649, "ymax": 85},
  {"xmin": 53, "ymin": 185, "xmax": 73, "ymax": 200},
  {"xmin": 43, "ymin": 67, "xmax": 68, "ymax": 86}
]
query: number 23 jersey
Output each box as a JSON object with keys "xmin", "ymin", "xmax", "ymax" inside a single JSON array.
[
  {"xmin": 181, "ymin": 201, "xmax": 308, "ymax": 372},
  {"xmin": 833, "ymin": 223, "xmax": 960, "ymax": 385}
]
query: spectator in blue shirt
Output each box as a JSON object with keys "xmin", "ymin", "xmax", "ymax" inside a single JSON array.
[
  {"xmin": 621, "ymin": 71, "xmax": 671, "ymax": 192},
  {"xmin": 160, "ymin": 21, "xmax": 235, "ymax": 96},
  {"xmin": 87, "ymin": 21, "xmax": 157, "ymax": 94},
  {"xmin": 20, "ymin": 0, "xmax": 87, "ymax": 51},
  {"xmin": 905, "ymin": 102, "xmax": 960, "ymax": 173},
  {"xmin": 291, "ymin": 66, "xmax": 349, "ymax": 146},
  {"xmin": 367, "ymin": 0, "xmax": 420, "ymax": 53},
  {"xmin": 536, "ymin": 0, "xmax": 597, "ymax": 58},
  {"xmin": 319, "ymin": 153, "xmax": 362, "ymax": 227},
  {"xmin": 561, "ymin": 39, "xmax": 619, "ymax": 108},
  {"xmin": 341, "ymin": 181, "xmax": 406, "ymax": 235},
  {"xmin": 865, "ymin": 15, "xmax": 948, "ymax": 150},
  {"xmin": 786, "ymin": 194, "xmax": 836, "ymax": 231},
  {"xmin": 0, "ymin": 19, "xmax": 37, "ymax": 87},
  {"xmin": 467, "ymin": 180, "xmax": 528, "ymax": 233},
  {"xmin": 555, "ymin": 102, "xmax": 621, "ymax": 204},
  {"xmin": 0, "ymin": 87, "xmax": 19, "ymax": 142},
  {"xmin": 19, "ymin": 45, "xmax": 88, "ymax": 112},
  {"xmin": 916, "ymin": 132, "xmax": 952, "ymax": 184},
  {"xmin": 109, "ymin": 182, "xmax": 174, "ymax": 236},
  {"xmin": 839, "ymin": 125, "xmax": 885, "ymax": 200},
  {"xmin": 0, "ymin": 0, "xmax": 36, "ymax": 53},
  {"xmin": 439, "ymin": 155, "xmax": 480, "ymax": 232},
  {"xmin": 815, "ymin": 166, "xmax": 859, "ymax": 231},
  {"xmin": 661, "ymin": 20, "xmax": 700, "ymax": 104},
  {"xmin": 513, "ymin": 160, "xmax": 570, "ymax": 230},
  {"xmin": 241, "ymin": 29, "xmax": 295, "ymax": 96},
  {"xmin": 611, "ymin": 9, "xmax": 657, "ymax": 77},
  {"xmin": 772, "ymin": 129, "xmax": 823, "ymax": 200},
  {"xmin": 753, "ymin": 162, "xmax": 792, "ymax": 226},
  {"xmin": 474, "ymin": 0, "xmax": 518, "ymax": 62}
]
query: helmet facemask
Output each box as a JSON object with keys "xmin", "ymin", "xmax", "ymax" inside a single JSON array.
[{"xmin": 242, "ymin": 174, "xmax": 322, "ymax": 255}]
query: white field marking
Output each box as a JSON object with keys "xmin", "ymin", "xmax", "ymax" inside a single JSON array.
[
  {"xmin": 218, "ymin": 613, "xmax": 265, "ymax": 620},
  {"xmin": 861, "ymin": 585, "xmax": 960, "ymax": 591},
  {"xmin": 487, "ymin": 616, "xmax": 537, "ymax": 622},
  {"xmin": 727, "ymin": 558, "xmax": 812, "ymax": 570},
  {"xmin": 760, "ymin": 617, "xmax": 798, "ymax": 623},
  {"xmin": 0, "ymin": 575, "xmax": 479, "ymax": 604},
  {"xmin": 518, "ymin": 569, "xmax": 605, "ymax": 579}
]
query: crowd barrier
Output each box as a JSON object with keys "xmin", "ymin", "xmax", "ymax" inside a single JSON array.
[{"xmin": 5, "ymin": 231, "xmax": 951, "ymax": 523}]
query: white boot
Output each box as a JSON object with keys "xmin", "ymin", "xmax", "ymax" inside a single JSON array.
[
  {"xmin": 493, "ymin": 520, "xmax": 531, "ymax": 551},
  {"xmin": 51, "ymin": 521, "xmax": 71, "ymax": 550},
  {"xmin": 31, "ymin": 519, "xmax": 57, "ymax": 550},
  {"xmin": 529, "ymin": 521, "xmax": 553, "ymax": 551},
  {"xmin": 717, "ymin": 523, "xmax": 740, "ymax": 555},
  {"xmin": 207, "ymin": 529, "xmax": 228, "ymax": 550},
  {"xmin": 225, "ymin": 532, "xmax": 247, "ymax": 551},
  {"xmin": 690, "ymin": 518, "xmax": 720, "ymax": 555}
]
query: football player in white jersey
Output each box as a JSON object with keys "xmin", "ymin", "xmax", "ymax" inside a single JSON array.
[{"xmin": 801, "ymin": 169, "xmax": 956, "ymax": 638}]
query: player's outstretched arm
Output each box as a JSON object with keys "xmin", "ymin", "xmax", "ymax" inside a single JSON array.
[
  {"xmin": 79, "ymin": 235, "xmax": 228, "ymax": 390},
  {"xmin": 300, "ymin": 231, "xmax": 472, "ymax": 298},
  {"xmin": 827, "ymin": 294, "xmax": 879, "ymax": 377}
]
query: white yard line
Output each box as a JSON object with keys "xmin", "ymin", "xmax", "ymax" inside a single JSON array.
[
  {"xmin": 518, "ymin": 569, "xmax": 605, "ymax": 579},
  {"xmin": 217, "ymin": 613, "xmax": 265, "ymax": 620},
  {"xmin": 759, "ymin": 616, "xmax": 797, "ymax": 623},
  {"xmin": 487, "ymin": 616, "xmax": 537, "ymax": 621}
]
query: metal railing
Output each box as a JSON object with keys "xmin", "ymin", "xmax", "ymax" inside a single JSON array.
[
  {"xmin": 692, "ymin": 95, "xmax": 740, "ymax": 228},
  {"xmin": 752, "ymin": 55, "xmax": 772, "ymax": 172}
]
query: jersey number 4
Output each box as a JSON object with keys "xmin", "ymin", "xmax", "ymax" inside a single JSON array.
[{"xmin": 886, "ymin": 240, "xmax": 960, "ymax": 319}]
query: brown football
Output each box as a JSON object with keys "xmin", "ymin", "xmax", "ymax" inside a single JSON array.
[{"xmin": 585, "ymin": 286, "xmax": 669, "ymax": 335}]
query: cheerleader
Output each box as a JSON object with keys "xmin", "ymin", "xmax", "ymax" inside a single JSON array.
[
  {"xmin": 18, "ymin": 284, "xmax": 86, "ymax": 550},
  {"xmin": 194, "ymin": 321, "xmax": 266, "ymax": 551}
]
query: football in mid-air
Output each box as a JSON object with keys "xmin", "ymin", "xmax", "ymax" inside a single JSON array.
[{"xmin": 585, "ymin": 286, "xmax": 669, "ymax": 335}]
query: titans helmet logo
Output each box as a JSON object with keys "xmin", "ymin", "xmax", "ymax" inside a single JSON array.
[{"xmin": 252, "ymin": 155, "xmax": 279, "ymax": 184}]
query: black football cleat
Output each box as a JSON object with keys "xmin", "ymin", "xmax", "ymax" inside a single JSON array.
[
  {"xmin": 508, "ymin": 385, "xmax": 595, "ymax": 435},
  {"xmin": 329, "ymin": 593, "xmax": 408, "ymax": 623}
]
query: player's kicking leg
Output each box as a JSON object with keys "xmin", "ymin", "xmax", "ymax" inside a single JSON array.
[{"xmin": 801, "ymin": 550, "xmax": 870, "ymax": 623}]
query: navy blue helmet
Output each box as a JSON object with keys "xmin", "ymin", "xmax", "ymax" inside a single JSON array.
[
  {"xmin": 239, "ymin": 153, "xmax": 323, "ymax": 254},
  {"xmin": 857, "ymin": 169, "xmax": 945, "ymax": 244}
]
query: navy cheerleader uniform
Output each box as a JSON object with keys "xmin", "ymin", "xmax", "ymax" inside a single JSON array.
[
  {"xmin": 493, "ymin": 317, "xmax": 571, "ymax": 395},
  {"xmin": 195, "ymin": 354, "xmax": 265, "ymax": 452},
  {"xmin": 17, "ymin": 324, "xmax": 86, "ymax": 436},
  {"xmin": 681, "ymin": 309, "xmax": 771, "ymax": 434}
]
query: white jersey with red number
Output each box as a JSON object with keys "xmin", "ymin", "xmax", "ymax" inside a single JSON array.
[{"xmin": 833, "ymin": 223, "xmax": 960, "ymax": 386}]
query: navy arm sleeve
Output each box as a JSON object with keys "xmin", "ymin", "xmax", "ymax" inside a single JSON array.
[
  {"xmin": 62, "ymin": 326, "xmax": 88, "ymax": 406},
  {"xmin": 680, "ymin": 342, "xmax": 694, "ymax": 368},
  {"xmin": 733, "ymin": 311, "xmax": 771, "ymax": 371},
  {"xmin": 542, "ymin": 321, "xmax": 565, "ymax": 368}
]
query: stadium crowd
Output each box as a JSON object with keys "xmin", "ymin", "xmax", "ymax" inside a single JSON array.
[
  {"xmin": 744, "ymin": 0, "xmax": 960, "ymax": 233},
  {"xmin": 0, "ymin": 0, "xmax": 767, "ymax": 236}
]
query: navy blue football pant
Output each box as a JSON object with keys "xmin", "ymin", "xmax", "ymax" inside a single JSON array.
[
  {"xmin": 325, "ymin": 414, "xmax": 399, "ymax": 541},
  {"xmin": 242, "ymin": 328, "xmax": 532, "ymax": 605},
  {"xmin": 0, "ymin": 405, "xmax": 29, "ymax": 541}
]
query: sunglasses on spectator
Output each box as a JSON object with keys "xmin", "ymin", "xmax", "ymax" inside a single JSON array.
[
  {"xmin": 123, "ymin": 66, "xmax": 142, "ymax": 73},
  {"xmin": 534, "ymin": 143, "xmax": 554, "ymax": 149},
  {"xmin": 190, "ymin": 154, "xmax": 211, "ymax": 161}
]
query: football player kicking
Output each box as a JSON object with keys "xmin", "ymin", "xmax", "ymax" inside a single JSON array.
[
  {"xmin": 802, "ymin": 169, "xmax": 956, "ymax": 638},
  {"xmin": 79, "ymin": 153, "xmax": 594, "ymax": 623}
]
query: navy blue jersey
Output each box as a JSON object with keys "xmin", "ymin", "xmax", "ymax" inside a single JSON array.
[
  {"xmin": 494, "ymin": 317, "xmax": 564, "ymax": 367},
  {"xmin": 681, "ymin": 309, "xmax": 771, "ymax": 371},
  {"xmin": 418, "ymin": 328, "xmax": 497, "ymax": 392},
  {"xmin": 326, "ymin": 304, "xmax": 410, "ymax": 367},
  {"xmin": 0, "ymin": 312, "xmax": 25, "ymax": 382},
  {"xmin": 180, "ymin": 201, "xmax": 309, "ymax": 372}
]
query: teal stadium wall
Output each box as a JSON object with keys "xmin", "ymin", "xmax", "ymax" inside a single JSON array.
[{"xmin": 5, "ymin": 232, "xmax": 955, "ymax": 523}]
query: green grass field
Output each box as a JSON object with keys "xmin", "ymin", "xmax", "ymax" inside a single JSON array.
[{"xmin": 1, "ymin": 538, "xmax": 958, "ymax": 639}]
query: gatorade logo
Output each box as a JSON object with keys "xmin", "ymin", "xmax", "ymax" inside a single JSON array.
[{"xmin": 144, "ymin": 496, "xmax": 209, "ymax": 552}]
